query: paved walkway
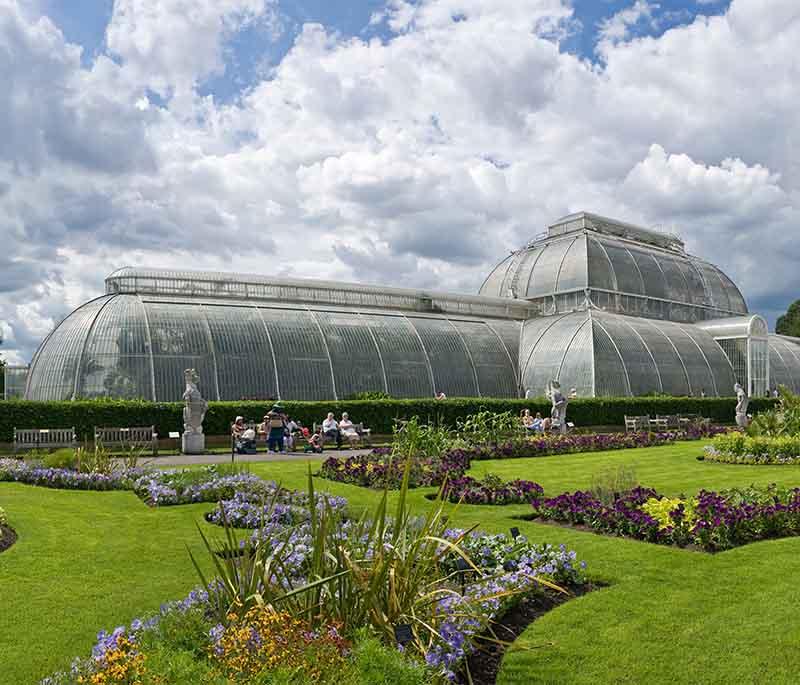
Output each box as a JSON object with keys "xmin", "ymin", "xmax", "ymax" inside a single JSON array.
[{"xmin": 144, "ymin": 448, "xmax": 373, "ymax": 467}]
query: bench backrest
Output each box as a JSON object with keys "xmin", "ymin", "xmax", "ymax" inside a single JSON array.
[
  {"xmin": 314, "ymin": 422, "xmax": 365, "ymax": 433},
  {"xmin": 624, "ymin": 415, "xmax": 651, "ymax": 431},
  {"xmin": 95, "ymin": 426, "xmax": 157, "ymax": 447},
  {"xmin": 13, "ymin": 428, "xmax": 77, "ymax": 452},
  {"xmin": 655, "ymin": 414, "xmax": 681, "ymax": 428}
]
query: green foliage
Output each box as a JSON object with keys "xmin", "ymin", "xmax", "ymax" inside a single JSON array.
[
  {"xmin": 456, "ymin": 409, "xmax": 519, "ymax": 444},
  {"xmin": 707, "ymin": 432, "xmax": 800, "ymax": 463},
  {"xmin": 748, "ymin": 386, "xmax": 800, "ymax": 437},
  {"xmin": 0, "ymin": 395, "xmax": 774, "ymax": 443},
  {"xmin": 341, "ymin": 630, "xmax": 434, "ymax": 685},
  {"xmin": 348, "ymin": 391, "xmax": 393, "ymax": 401},
  {"xmin": 42, "ymin": 448, "xmax": 78, "ymax": 470},
  {"xmin": 776, "ymin": 300, "xmax": 800, "ymax": 337},
  {"xmin": 0, "ymin": 505, "xmax": 7, "ymax": 527},
  {"xmin": 589, "ymin": 465, "xmax": 639, "ymax": 505},
  {"xmin": 391, "ymin": 415, "xmax": 454, "ymax": 459}
]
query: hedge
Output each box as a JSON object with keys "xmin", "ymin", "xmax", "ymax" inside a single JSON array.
[{"xmin": 0, "ymin": 396, "xmax": 778, "ymax": 444}]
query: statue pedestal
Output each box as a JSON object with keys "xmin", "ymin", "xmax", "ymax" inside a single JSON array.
[{"xmin": 182, "ymin": 432, "xmax": 205, "ymax": 455}]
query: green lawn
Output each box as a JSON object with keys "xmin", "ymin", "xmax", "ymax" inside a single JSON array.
[{"xmin": 3, "ymin": 443, "xmax": 800, "ymax": 684}]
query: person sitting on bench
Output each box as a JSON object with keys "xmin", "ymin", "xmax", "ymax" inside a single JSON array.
[{"xmin": 322, "ymin": 412, "xmax": 342, "ymax": 448}]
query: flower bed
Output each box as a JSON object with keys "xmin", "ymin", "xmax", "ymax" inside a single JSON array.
[
  {"xmin": 530, "ymin": 483, "xmax": 800, "ymax": 551},
  {"xmin": 437, "ymin": 474, "xmax": 544, "ymax": 505},
  {"xmin": 0, "ymin": 458, "xmax": 144, "ymax": 490},
  {"xmin": 318, "ymin": 450, "xmax": 470, "ymax": 489},
  {"xmin": 41, "ymin": 474, "xmax": 587, "ymax": 685},
  {"xmin": 468, "ymin": 425, "xmax": 730, "ymax": 461},
  {"xmin": 703, "ymin": 432, "xmax": 800, "ymax": 465}
]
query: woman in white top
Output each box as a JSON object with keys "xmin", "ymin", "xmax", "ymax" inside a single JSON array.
[{"xmin": 338, "ymin": 412, "xmax": 360, "ymax": 445}]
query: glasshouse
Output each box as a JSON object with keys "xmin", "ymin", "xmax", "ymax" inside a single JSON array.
[{"xmin": 21, "ymin": 211, "xmax": 800, "ymax": 401}]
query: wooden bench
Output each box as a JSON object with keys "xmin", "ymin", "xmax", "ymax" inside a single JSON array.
[
  {"xmin": 314, "ymin": 422, "xmax": 372, "ymax": 448},
  {"xmin": 13, "ymin": 427, "xmax": 77, "ymax": 454},
  {"xmin": 95, "ymin": 426, "xmax": 158, "ymax": 456},
  {"xmin": 624, "ymin": 415, "xmax": 651, "ymax": 432},
  {"xmin": 656, "ymin": 414, "xmax": 681, "ymax": 430}
]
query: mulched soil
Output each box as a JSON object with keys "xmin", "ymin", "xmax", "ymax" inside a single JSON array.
[
  {"xmin": 458, "ymin": 583, "xmax": 597, "ymax": 685},
  {"xmin": 0, "ymin": 525, "xmax": 18, "ymax": 554}
]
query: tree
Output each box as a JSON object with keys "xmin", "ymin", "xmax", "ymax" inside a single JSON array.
[{"xmin": 776, "ymin": 300, "xmax": 800, "ymax": 338}]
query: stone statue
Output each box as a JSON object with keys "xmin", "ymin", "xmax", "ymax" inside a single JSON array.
[
  {"xmin": 182, "ymin": 368, "xmax": 208, "ymax": 454},
  {"xmin": 547, "ymin": 380, "xmax": 569, "ymax": 434},
  {"xmin": 734, "ymin": 382, "xmax": 749, "ymax": 428}
]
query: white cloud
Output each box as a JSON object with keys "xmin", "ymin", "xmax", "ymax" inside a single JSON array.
[
  {"xmin": 598, "ymin": 1, "xmax": 659, "ymax": 44},
  {"xmin": 105, "ymin": 0, "xmax": 280, "ymax": 96},
  {"xmin": 1, "ymin": 0, "xmax": 800, "ymax": 364}
]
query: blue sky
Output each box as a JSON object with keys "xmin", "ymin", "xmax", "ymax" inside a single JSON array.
[{"xmin": 42, "ymin": 0, "xmax": 732, "ymax": 102}]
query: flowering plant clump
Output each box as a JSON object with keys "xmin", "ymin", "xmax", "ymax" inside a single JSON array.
[
  {"xmin": 0, "ymin": 506, "xmax": 7, "ymax": 527},
  {"xmin": 467, "ymin": 426, "xmax": 730, "ymax": 462},
  {"xmin": 318, "ymin": 450, "xmax": 470, "ymax": 489},
  {"xmin": 205, "ymin": 488, "xmax": 347, "ymax": 528},
  {"xmin": 209, "ymin": 607, "xmax": 349, "ymax": 681},
  {"xmin": 439, "ymin": 473, "xmax": 544, "ymax": 505},
  {"xmin": 532, "ymin": 484, "xmax": 800, "ymax": 551},
  {"xmin": 0, "ymin": 459, "xmax": 143, "ymax": 491},
  {"xmin": 704, "ymin": 432, "xmax": 800, "ymax": 464}
]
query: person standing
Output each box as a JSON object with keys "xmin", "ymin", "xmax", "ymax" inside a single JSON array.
[{"xmin": 265, "ymin": 405, "xmax": 286, "ymax": 452}]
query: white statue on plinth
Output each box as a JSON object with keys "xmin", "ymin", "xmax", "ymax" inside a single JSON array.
[
  {"xmin": 734, "ymin": 383, "xmax": 749, "ymax": 428},
  {"xmin": 547, "ymin": 380, "xmax": 569, "ymax": 435},
  {"xmin": 182, "ymin": 368, "xmax": 208, "ymax": 454}
]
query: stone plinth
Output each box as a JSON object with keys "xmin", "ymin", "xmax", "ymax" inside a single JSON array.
[{"xmin": 182, "ymin": 432, "xmax": 205, "ymax": 455}]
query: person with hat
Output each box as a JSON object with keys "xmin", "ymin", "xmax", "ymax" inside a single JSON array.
[{"xmin": 263, "ymin": 405, "xmax": 287, "ymax": 453}]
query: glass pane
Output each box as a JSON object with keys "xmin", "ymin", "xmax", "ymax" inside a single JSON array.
[
  {"xmin": 595, "ymin": 314, "xmax": 660, "ymax": 396},
  {"xmin": 555, "ymin": 235, "xmax": 588, "ymax": 293},
  {"xmin": 488, "ymin": 320, "xmax": 522, "ymax": 379},
  {"xmin": 693, "ymin": 262, "xmax": 731, "ymax": 312},
  {"xmin": 592, "ymin": 318, "xmax": 629, "ymax": 396},
  {"xmin": 78, "ymin": 295, "xmax": 153, "ymax": 400},
  {"xmin": 528, "ymin": 238, "xmax": 574, "ymax": 297},
  {"xmin": 655, "ymin": 323, "xmax": 715, "ymax": 397},
  {"xmin": 479, "ymin": 255, "xmax": 514, "ymax": 297},
  {"xmin": 408, "ymin": 317, "xmax": 478, "ymax": 397},
  {"xmin": 629, "ymin": 249, "xmax": 667, "ymax": 300},
  {"xmin": 680, "ymin": 324, "xmax": 736, "ymax": 396},
  {"xmin": 511, "ymin": 247, "xmax": 543, "ymax": 298},
  {"xmin": 451, "ymin": 320, "xmax": 517, "ymax": 397},
  {"xmin": 362, "ymin": 314, "xmax": 433, "ymax": 398},
  {"xmin": 314, "ymin": 311, "xmax": 386, "ymax": 399},
  {"xmin": 586, "ymin": 237, "xmax": 616, "ymax": 291},
  {"xmin": 655, "ymin": 255, "xmax": 691, "ymax": 304},
  {"xmin": 206, "ymin": 305, "xmax": 277, "ymax": 401},
  {"xmin": 600, "ymin": 240, "xmax": 645, "ymax": 295},
  {"xmin": 523, "ymin": 314, "xmax": 587, "ymax": 396},
  {"xmin": 678, "ymin": 262, "xmax": 709, "ymax": 306},
  {"xmin": 627, "ymin": 318, "xmax": 689, "ymax": 396},
  {"xmin": 558, "ymin": 319, "xmax": 593, "ymax": 398},
  {"xmin": 26, "ymin": 297, "xmax": 109, "ymax": 401},
  {"xmin": 146, "ymin": 302, "xmax": 217, "ymax": 402},
  {"xmin": 259, "ymin": 307, "xmax": 334, "ymax": 401}
]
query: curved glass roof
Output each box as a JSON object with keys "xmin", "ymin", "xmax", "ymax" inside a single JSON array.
[
  {"xmin": 25, "ymin": 294, "xmax": 521, "ymax": 402},
  {"xmin": 695, "ymin": 315, "xmax": 769, "ymax": 340},
  {"xmin": 480, "ymin": 222, "xmax": 748, "ymax": 321},
  {"xmin": 106, "ymin": 267, "xmax": 536, "ymax": 321},
  {"xmin": 768, "ymin": 335, "xmax": 800, "ymax": 394},
  {"xmin": 519, "ymin": 309, "xmax": 736, "ymax": 398}
]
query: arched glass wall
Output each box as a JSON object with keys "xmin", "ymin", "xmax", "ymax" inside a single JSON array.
[
  {"xmin": 519, "ymin": 310, "xmax": 736, "ymax": 398},
  {"xmin": 25, "ymin": 295, "xmax": 521, "ymax": 402},
  {"xmin": 768, "ymin": 335, "xmax": 800, "ymax": 394}
]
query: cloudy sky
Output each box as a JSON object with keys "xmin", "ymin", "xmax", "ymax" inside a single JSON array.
[{"xmin": 0, "ymin": 0, "xmax": 798, "ymax": 364}]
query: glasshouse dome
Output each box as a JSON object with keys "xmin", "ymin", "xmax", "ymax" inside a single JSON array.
[{"xmin": 22, "ymin": 211, "xmax": 800, "ymax": 401}]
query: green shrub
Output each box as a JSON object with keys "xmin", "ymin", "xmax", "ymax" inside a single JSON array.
[
  {"xmin": 42, "ymin": 448, "xmax": 78, "ymax": 470},
  {"xmin": 707, "ymin": 432, "xmax": 800, "ymax": 463},
  {"xmin": 0, "ymin": 396, "xmax": 776, "ymax": 443},
  {"xmin": 748, "ymin": 386, "xmax": 800, "ymax": 437}
]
